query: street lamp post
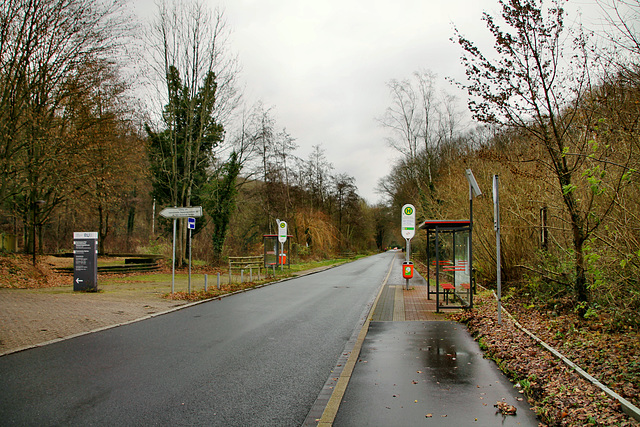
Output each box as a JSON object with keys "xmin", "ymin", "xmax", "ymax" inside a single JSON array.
[{"xmin": 465, "ymin": 170, "xmax": 482, "ymax": 308}]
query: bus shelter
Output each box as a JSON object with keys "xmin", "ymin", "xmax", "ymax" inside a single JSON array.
[
  {"xmin": 263, "ymin": 234, "xmax": 291, "ymax": 269},
  {"xmin": 419, "ymin": 220, "xmax": 473, "ymax": 312}
]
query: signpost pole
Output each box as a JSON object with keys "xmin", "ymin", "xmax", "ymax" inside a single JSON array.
[
  {"xmin": 405, "ymin": 238, "xmax": 411, "ymax": 290},
  {"xmin": 278, "ymin": 220, "xmax": 288, "ymax": 272},
  {"xmin": 401, "ymin": 204, "xmax": 416, "ymax": 291},
  {"xmin": 187, "ymin": 217, "xmax": 195, "ymax": 294},
  {"xmin": 172, "ymin": 218, "xmax": 176, "ymax": 294},
  {"xmin": 280, "ymin": 242, "xmax": 284, "ymax": 272},
  {"xmin": 159, "ymin": 206, "xmax": 203, "ymax": 294},
  {"xmin": 493, "ymin": 175, "xmax": 502, "ymax": 325}
]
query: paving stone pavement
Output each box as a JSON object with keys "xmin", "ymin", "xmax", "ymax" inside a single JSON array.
[
  {"xmin": 0, "ymin": 288, "xmax": 187, "ymax": 356},
  {"xmin": 374, "ymin": 254, "xmax": 453, "ymax": 322}
]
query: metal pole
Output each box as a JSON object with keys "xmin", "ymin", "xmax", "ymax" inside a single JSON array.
[
  {"xmin": 241, "ymin": 269, "xmax": 244, "ymax": 283},
  {"xmin": 280, "ymin": 242, "xmax": 284, "ymax": 272},
  {"xmin": 32, "ymin": 201, "xmax": 36, "ymax": 266},
  {"xmin": 436, "ymin": 228, "xmax": 440, "ymax": 313},
  {"xmin": 205, "ymin": 274, "xmax": 208, "ymax": 292},
  {"xmin": 405, "ymin": 238, "xmax": 411, "ymax": 290},
  {"xmin": 217, "ymin": 272, "xmax": 220, "ymax": 289},
  {"xmin": 467, "ymin": 233, "xmax": 471, "ymax": 304},
  {"xmin": 188, "ymin": 227, "xmax": 192, "ymax": 294},
  {"xmin": 495, "ymin": 176, "xmax": 502, "ymax": 324},
  {"xmin": 469, "ymin": 181, "xmax": 474, "ymax": 308},
  {"xmin": 171, "ymin": 218, "xmax": 176, "ymax": 294},
  {"xmin": 427, "ymin": 231, "xmax": 431, "ymax": 299}
]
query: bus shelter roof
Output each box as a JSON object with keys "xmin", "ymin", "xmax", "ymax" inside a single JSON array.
[{"xmin": 418, "ymin": 219, "xmax": 471, "ymax": 230}]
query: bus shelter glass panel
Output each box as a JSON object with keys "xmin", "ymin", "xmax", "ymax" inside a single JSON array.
[
  {"xmin": 452, "ymin": 230, "xmax": 472, "ymax": 306},
  {"xmin": 263, "ymin": 234, "xmax": 290, "ymax": 268},
  {"xmin": 422, "ymin": 220, "xmax": 472, "ymax": 312}
]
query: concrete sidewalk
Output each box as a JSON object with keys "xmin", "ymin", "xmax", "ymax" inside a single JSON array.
[
  {"xmin": 333, "ymin": 321, "xmax": 539, "ymax": 426},
  {"xmin": 311, "ymin": 253, "xmax": 539, "ymax": 426}
]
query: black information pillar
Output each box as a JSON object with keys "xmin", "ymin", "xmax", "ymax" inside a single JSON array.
[{"xmin": 73, "ymin": 232, "xmax": 98, "ymax": 291}]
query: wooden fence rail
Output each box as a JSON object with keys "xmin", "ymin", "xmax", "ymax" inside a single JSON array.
[{"xmin": 228, "ymin": 255, "xmax": 264, "ymax": 283}]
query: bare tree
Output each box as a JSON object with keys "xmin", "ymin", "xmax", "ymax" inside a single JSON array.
[
  {"xmin": 0, "ymin": 0, "xmax": 130, "ymax": 253},
  {"xmin": 379, "ymin": 78, "xmax": 421, "ymax": 160},
  {"xmin": 379, "ymin": 70, "xmax": 467, "ymax": 195},
  {"xmin": 145, "ymin": 0, "xmax": 240, "ymax": 264},
  {"xmin": 146, "ymin": 0, "xmax": 240, "ymax": 126},
  {"xmin": 595, "ymin": 0, "xmax": 640, "ymax": 60},
  {"xmin": 453, "ymin": 0, "xmax": 631, "ymax": 306}
]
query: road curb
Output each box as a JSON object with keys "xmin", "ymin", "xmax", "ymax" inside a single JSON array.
[{"xmin": 303, "ymin": 254, "xmax": 396, "ymax": 426}]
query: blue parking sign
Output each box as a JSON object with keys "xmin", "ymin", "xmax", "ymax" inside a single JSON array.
[{"xmin": 188, "ymin": 217, "xmax": 196, "ymax": 229}]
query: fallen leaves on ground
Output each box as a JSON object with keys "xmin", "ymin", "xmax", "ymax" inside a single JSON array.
[
  {"xmin": 164, "ymin": 280, "xmax": 264, "ymax": 301},
  {"xmin": 494, "ymin": 400, "xmax": 517, "ymax": 415},
  {"xmin": 0, "ymin": 255, "xmax": 68, "ymax": 288},
  {"xmin": 451, "ymin": 291, "xmax": 639, "ymax": 426}
]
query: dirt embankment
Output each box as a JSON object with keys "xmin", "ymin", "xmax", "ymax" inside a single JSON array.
[{"xmin": 452, "ymin": 291, "xmax": 639, "ymax": 426}]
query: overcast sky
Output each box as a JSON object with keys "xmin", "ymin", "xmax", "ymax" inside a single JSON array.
[{"xmin": 136, "ymin": 0, "xmax": 602, "ymax": 204}]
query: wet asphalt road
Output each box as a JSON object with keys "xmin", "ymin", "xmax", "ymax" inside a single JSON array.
[{"xmin": 0, "ymin": 253, "xmax": 392, "ymax": 426}]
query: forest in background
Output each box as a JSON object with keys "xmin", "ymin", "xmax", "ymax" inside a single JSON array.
[{"xmin": 1, "ymin": 0, "xmax": 639, "ymax": 330}]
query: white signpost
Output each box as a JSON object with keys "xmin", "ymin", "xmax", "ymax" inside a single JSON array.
[
  {"xmin": 401, "ymin": 204, "xmax": 416, "ymax": 290},
  {"xmin": 278, "ymin": 220, "xmax": 287, "ymax": 271},
  {"xmin": 160, "ymin": 206, "xmax": 203, "ymax": 219},
  {"xmin": 160, "ymin": 206, "xmax": 203, "ymax": 293},
  {"xmin": 401, "ymin": 204, "xmax": 416, "ymax": 240}
]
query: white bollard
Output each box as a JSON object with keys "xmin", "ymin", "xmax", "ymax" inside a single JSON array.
[
  {"xmin": 217, "ymin": 272, "xmax": 220, "ymax": 289},
  {"xmin": 205, "ymin": 274, "xmax": 208, "ymax": 292}
]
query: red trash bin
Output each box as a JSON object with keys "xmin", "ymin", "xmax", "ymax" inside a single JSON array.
[{"xmin": 402, "ymin": 262, "xmax": 414, "ymax": 279}]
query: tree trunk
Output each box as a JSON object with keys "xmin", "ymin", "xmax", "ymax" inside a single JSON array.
[{"xmin": 572, "ymin": 224, "xmax": 588, "ymax": 305}]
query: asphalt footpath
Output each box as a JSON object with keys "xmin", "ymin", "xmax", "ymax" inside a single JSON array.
[{"xmin": 312, "ymin": 253, "xmax": 540, "ymax": 426}]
